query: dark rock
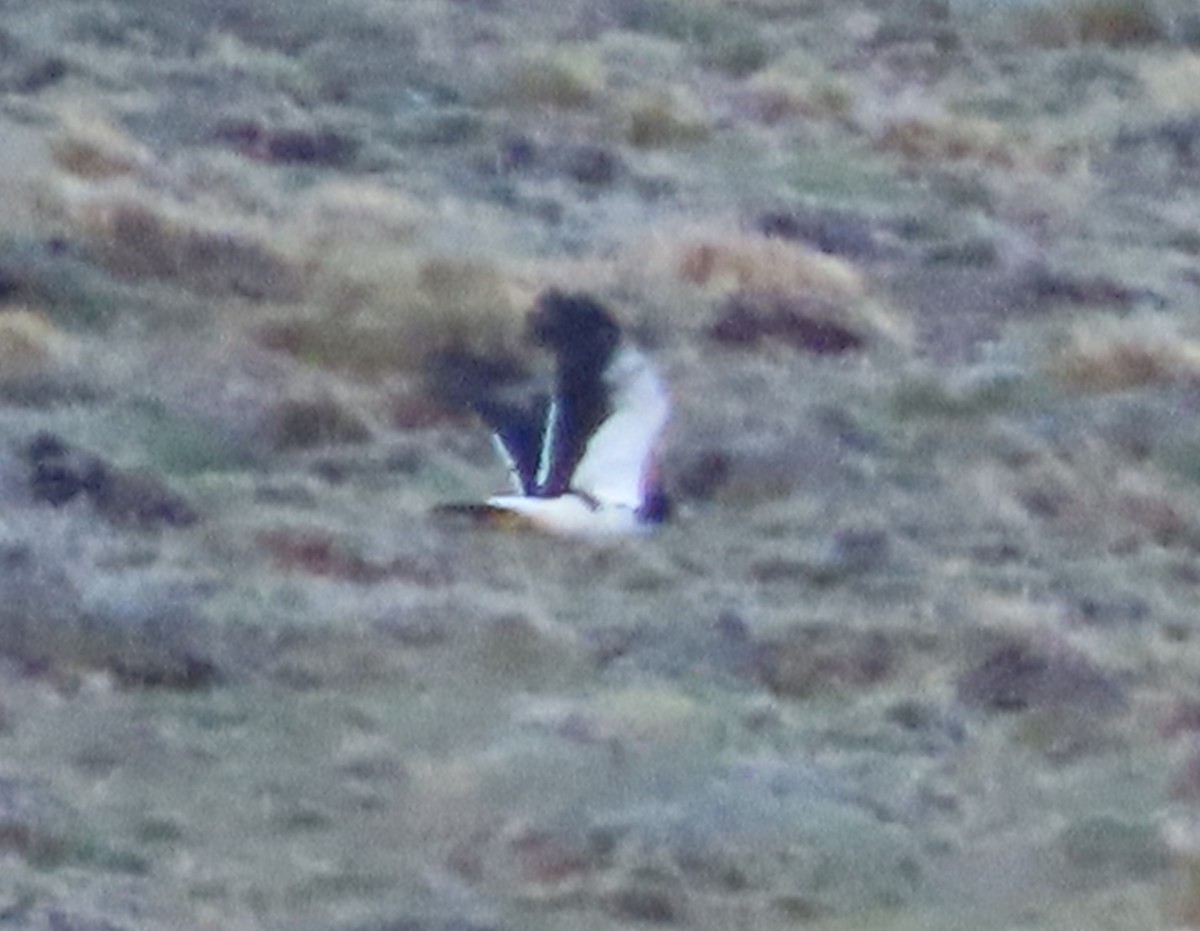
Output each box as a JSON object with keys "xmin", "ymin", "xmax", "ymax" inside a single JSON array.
[
  {"xmin": 956, "ymin": 639, "xmax": 1126, "ymax": 714},
  {"xmin": 709, "ymin": 291, "xmax": 865, "ymax": 355},
  {"xmin": 110, "ymin": 653, "xmax": 220, "ymax": 691},
  {"xmin": 14, "ymin": 57, "xmax": 69, "ymax": 94},
  {"xmin": 27, "ymin": 433, "xmax": 103, "ymax": 506},
  {"xmin": 214, "ymin": 119, "xmax": 360, "ymax": 167},
  {"xmin": 1114, "ymin": 115, "xmax": 1200, "ymax": 169},
  {"xmin": 89, "ymin": 470, "xmax": 199, "ymax": 528},
  {"xmin": 1028, "ymin": 269, "xmax": 1145, "ymax": 307},
  {"xmin": 755, "ymin": 207, "xmax": 889, "ymax": 259},
  {"xmin": 490, "ymin": 136, "xmax": 625, "ymax": 188},
  {"xmin": 0, "ymin": 266, "xmax": 18, "ymax": 301},
  {"xmin": 1073, "ymin": 594, "xmax": 1149, "ymax": 627},
  {"xmin": 563, "ymin": 145, "xmax": 622, "ymax": 186},
  {"xmin": 496, "ymin": 134, "xmax": 538, "ymax": 173},
  {"xmin": 24, "ymin": 433, "xmax": 197, "ymax": 528}
]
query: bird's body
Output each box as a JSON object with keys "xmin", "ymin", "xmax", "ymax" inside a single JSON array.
[
  {"xmin": 482, "ymin": 492, "xmax": 650, "ymax": 536},
  {"xmin": 439, "ymin": 292, "xmax": 670, "ymax": 538}
]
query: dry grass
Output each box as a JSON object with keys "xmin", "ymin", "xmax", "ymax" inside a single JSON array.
[
  {"xmin": 873, "ymin": 113, "xmax": 1026, "ymax": 170},
  {"xmin": 498, "ymin": 46, "xmax": 605, "ymax": 110},
  {"xmin": 621, "ymin": 90, "xmax": 711, "ymax": 148},
  {"xmin": 0, "ymin": 307, "xmax": 78, "ymax": 381},
  {"xmin": 259, "ymin": 252, "xmax": 530, "ymax": 377},
  {"xmin": 738, "ymin": 70, "xmax": 855, "ymax": 124},
  {"xmin": 296, "ymin": 180, "xmax": 428, "ymax": 249},
  {"xmin": 47, "ymin": 109, "xmax": 155, "ymax": 180},
  {"xmin": 38, "ymin": 113, "xmax": 306, "ymax": 302},
  {"xmin": 1016, "ymin": 0, "xmax": 1168, "ymax": 47},
  {"xmin": 40, "ymin": 181, "xmax": 307, "ymax": 302},
  {"xmin": 37, "ymin": 111, "xmax": 529, "ymax": 380},
  {"xmin": 609, "ymin": 227, "xmax": 914, "ymax": 350},
  {"xmin": 659, "ymin": 230, "xmax": 866, "ymax": 301},
  {"xmin": 1049, "ymin": 316, "xmax": 1200, "ymax": 394}
]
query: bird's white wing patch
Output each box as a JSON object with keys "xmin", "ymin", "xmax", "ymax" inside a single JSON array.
[
  {"xmin": 490, "ymin": 433, "xmax": 525, "ymax": 493},
  {"xmin": 535, "ymin": 397, "xmax": 559, "ymax": 491},
  {"xmin": 486, "ymin": 493, "xmax": 647, "ymax": 536},
  {"xmin": 569, "ymin": 346, "xmax": 669, "ymax": 510}
]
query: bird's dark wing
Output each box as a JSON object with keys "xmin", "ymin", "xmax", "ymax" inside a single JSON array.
[
  {"xmin": 529, "ymin": 292, "xmax": 620, "ymax": 496},
  {"xmin": 473, "ymin": 396, "xmax": 550, "ymax": 496},
  {"xmin": 535, "ymin": 383, "xmax": 612, "ymax": 496}
]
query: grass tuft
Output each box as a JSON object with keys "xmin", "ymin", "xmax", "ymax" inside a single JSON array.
[
  {"xmin": 1017, "ymin": 0, "xmax": 1168, "ymax": 47},
  {"xmin": 617, "ymin": 0, "xmax": 769, "ymax": 75},
  {"xmin": 1049, "ymin": 316, "xmax": 1200, "ymax": 394},
  {"xmin": 623, "ymin": 90, "xmax": 711, "ymax": 148},
  {"xmin": 48, "ymin": 110, "xmax": 154, "ymax": 179},
  {"xmin": 259, "ymin": 253, "xmax": 528, "ymax": 379},
  {"xmin": 874, "ymin": 113, "xmax": 1023, "ymax": 169},
  {"xmin": 499, "ymin": 47, "xmax": 604, "ymax": 109},
  {"xmin": 40, "ymin": 186, "xmax": 305, "ymax": 301},
  {"xmin": 0, "ymin": 307, "xmax": 78, "ymax": 383},
  {"xmin": 38, "ymin": 115, "xmax": 306, "ymax": 302},
  {"xmin": 668, "ymin": 231, "xmax": 866, "ymax": 301}
]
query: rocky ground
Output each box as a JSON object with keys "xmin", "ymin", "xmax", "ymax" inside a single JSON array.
[{"xmin": 2, "ymin": 0, "xmax": 1200, "ymax": 928}]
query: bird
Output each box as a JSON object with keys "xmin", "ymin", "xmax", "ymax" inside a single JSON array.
[{"xmin": 437, "ymin": 290, "xmax": 670, "ymax": 537}]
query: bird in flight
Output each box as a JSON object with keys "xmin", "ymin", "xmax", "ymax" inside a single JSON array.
[{"xmin": 438, "ymin": 291, "xmax": 670, "ymax": 537}]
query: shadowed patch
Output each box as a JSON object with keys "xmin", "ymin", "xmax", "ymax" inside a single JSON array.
[
  {"xmin": 213, "ymin": 119, "xmax": 359, "ymax": 167},
  {"xmin": 709, "ymin": 290, "xmax": 866, "ymax": 355},
  {"xmin": 25, "ymin": 432, "xmax": 198, "ymax": 528}
]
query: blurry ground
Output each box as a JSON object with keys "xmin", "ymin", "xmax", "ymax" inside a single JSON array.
[{"xmin": 2, "ymin": 0, "xmax": 1200, "ymax": 928}]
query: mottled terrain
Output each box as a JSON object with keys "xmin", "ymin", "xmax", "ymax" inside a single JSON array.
[{"xmin": 2, "ymin": 0, "xmax": 1200, "ymax": 928}]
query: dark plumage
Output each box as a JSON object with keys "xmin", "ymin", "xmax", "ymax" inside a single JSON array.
[{"xmin": 525, "ymin": 290, "xmax": 621, "ymax": 496}]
